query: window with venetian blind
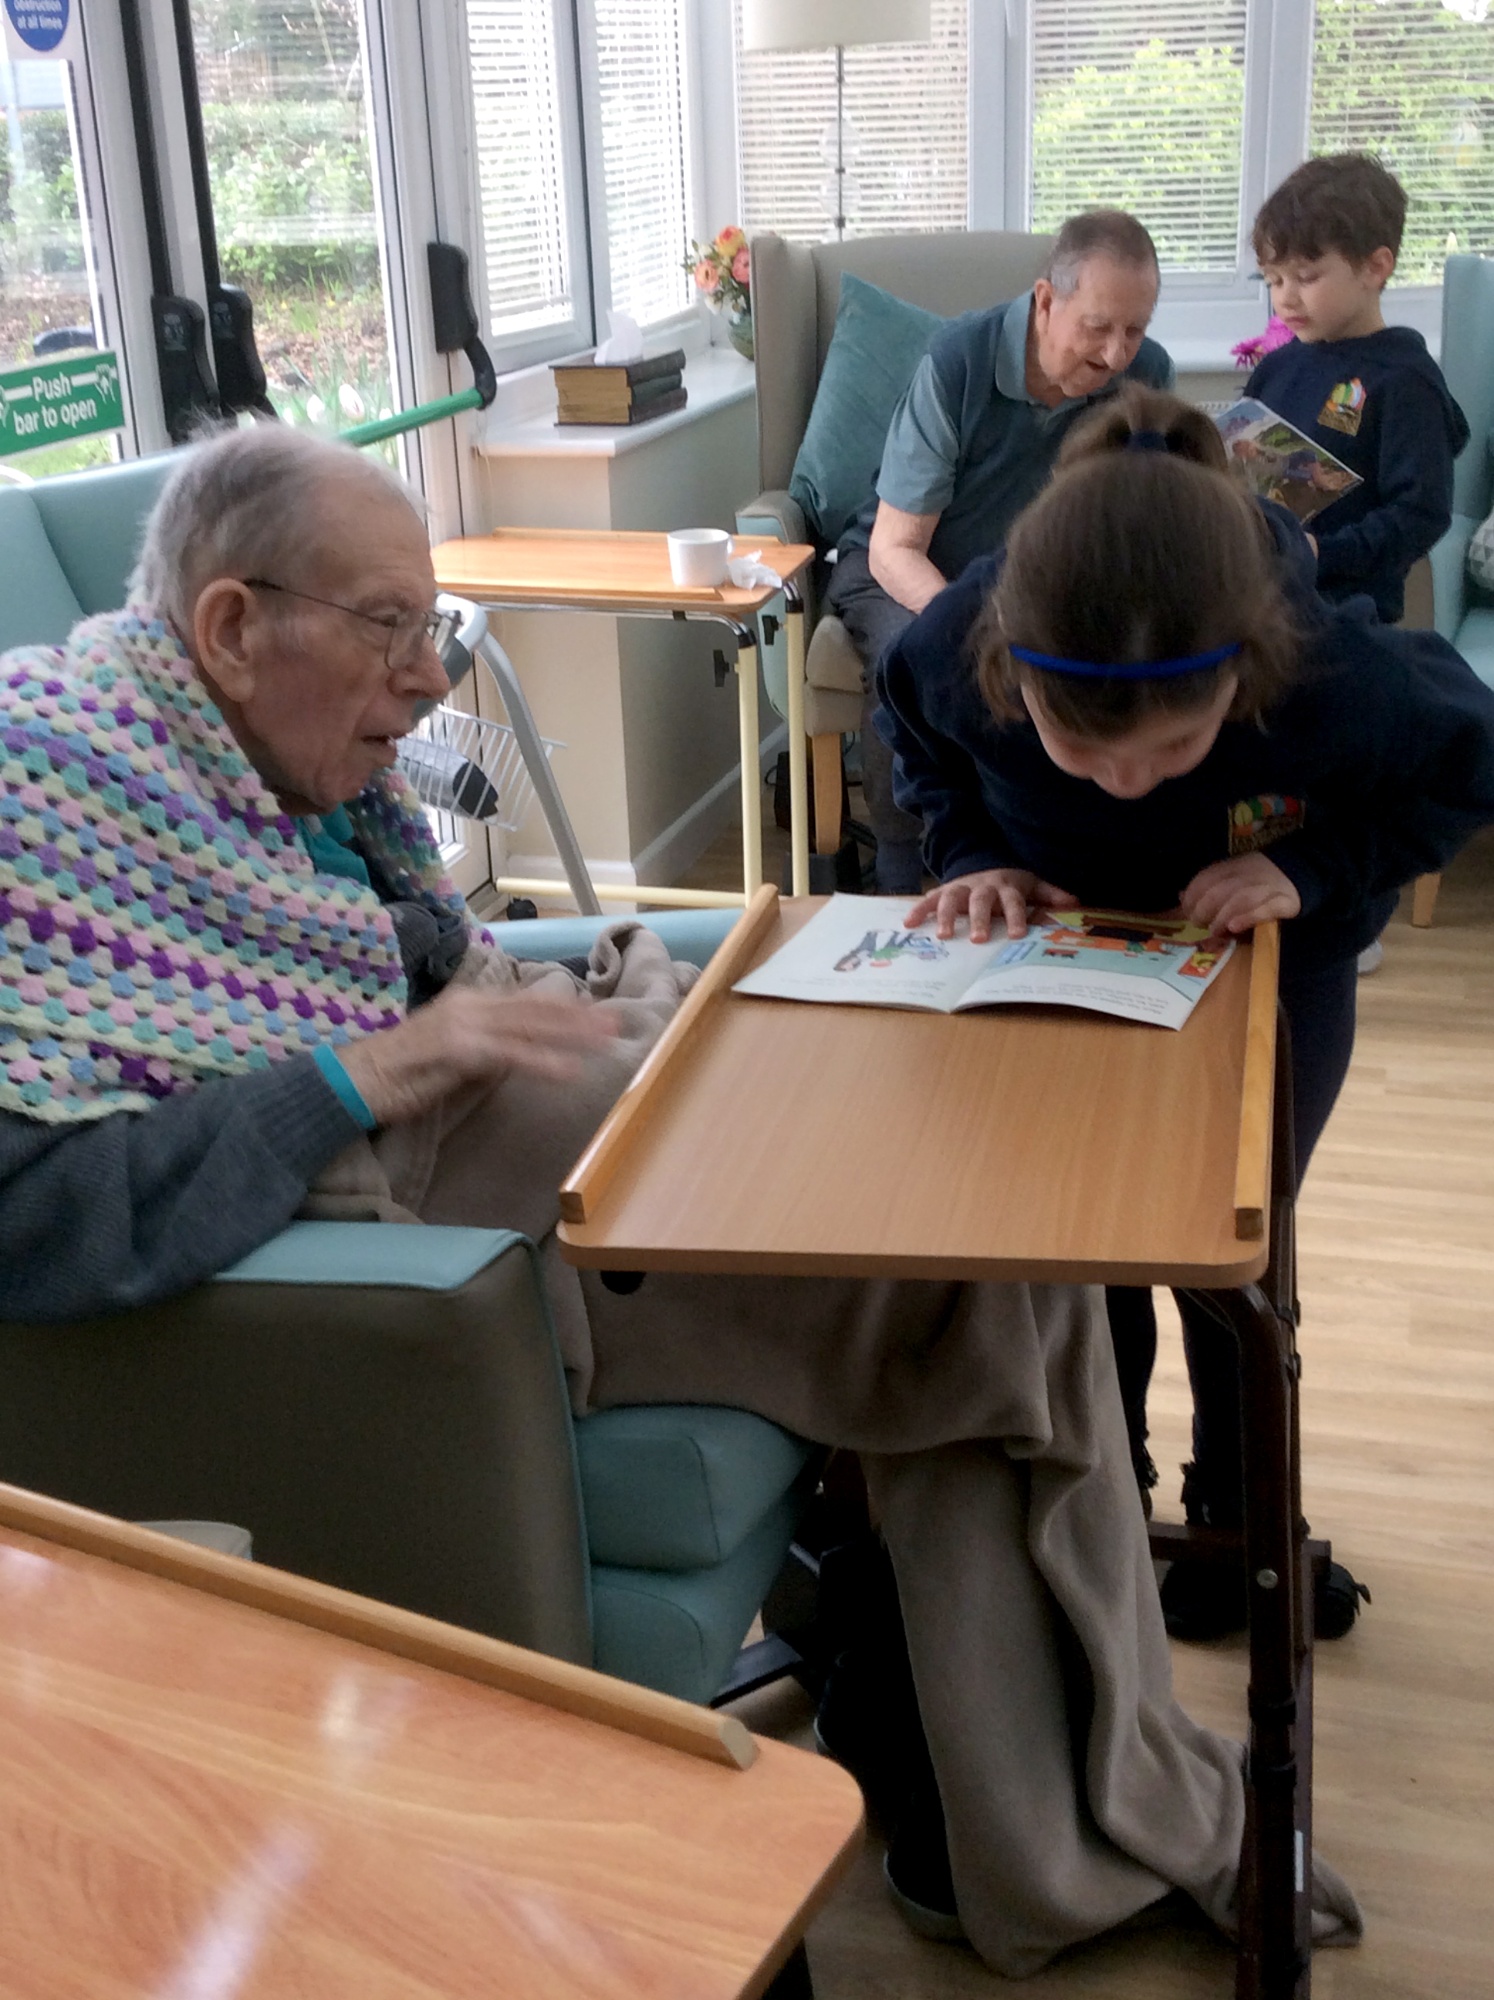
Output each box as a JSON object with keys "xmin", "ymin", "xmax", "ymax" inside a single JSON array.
[
  {"xmin": 1028, "ymin": 1, "xmax": 1248, "ymax": 275},
  {"xmin": 592, "ymin": 0, "xmax": 693, "ymax": 326},
  {"xmin": 734, "ymin": 0, "xmax": 968, "ymax": 242},
  {"xmin": 1309, "ymin": 0, "xmax": 1494, "ymax": 286},
  {"xmin": 468, "ymin": 0, "xmax": 576, "ymax": 342}
]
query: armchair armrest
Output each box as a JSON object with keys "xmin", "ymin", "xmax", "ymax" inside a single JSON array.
[
  {"xmin": 216, "ymin": 1220, "xmax": 526, "ymax": 1289},
  {"xmin": 0, "ymin": 1222, "xmax": 591, "ymax": 1663},
  {"xmin": 736, "ymin": 488, "xmax": 808, "ymax": 549}
]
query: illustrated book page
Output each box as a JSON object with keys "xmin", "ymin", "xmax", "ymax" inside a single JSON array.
[
  {"xmin": 733, "ymin": 896, "xmax": 1234, "ymax": 1030},
  {"xmin": 1214, "ymin": 397, "xmax": 1361, "ymax": 525}
]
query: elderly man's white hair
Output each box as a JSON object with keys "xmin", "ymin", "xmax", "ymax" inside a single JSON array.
[
  {"xmin": 1045, "ymin": 209, "xmax": 1160, "ymax": 298},
  {"xmin": 134, "ymin": 422, "xmax": 420, "ymax": 631}
]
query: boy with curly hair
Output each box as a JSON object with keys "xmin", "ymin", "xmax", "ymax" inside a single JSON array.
[{"xmin": 1248, "ymin": 151, "xmax": 1468, "ymax": 624}]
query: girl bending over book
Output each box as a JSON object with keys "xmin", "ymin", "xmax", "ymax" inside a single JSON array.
[{"xmin": 875, "ymin": 384, "xmax": 1494, "ymax": 1640}]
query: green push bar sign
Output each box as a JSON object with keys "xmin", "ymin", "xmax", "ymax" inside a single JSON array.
[{"xmin": 0, "ymin": 350, "xmax": 124, "ymax": 459}]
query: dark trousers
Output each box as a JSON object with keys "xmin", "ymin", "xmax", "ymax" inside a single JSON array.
[
  {"xmin": 1107, "ymin": 952, "xmax": 1359, "ymax": 1521},
  {"xmin": 824, "ymin": 548, "xmax": 925, "ymax": 893}
]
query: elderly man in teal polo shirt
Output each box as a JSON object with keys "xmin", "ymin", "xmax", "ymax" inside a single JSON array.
[{"xmin": 829, "ymin": 209, "xmax": 1174, "ymax": 892}]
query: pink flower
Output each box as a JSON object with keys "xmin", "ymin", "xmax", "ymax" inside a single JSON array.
[
  {"xmin": 693, "ymin": 259, "xmax": 720, "ymax": 293},
  {"xmin": 731, "ymin": 246, "xmax": 751, "ymax": 287},
  {"xmin": 1232, "ymin": 315, "xmax": 1296, "ymax": 368}
]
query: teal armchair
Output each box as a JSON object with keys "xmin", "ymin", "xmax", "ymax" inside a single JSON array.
[
  {"xmin": 0, "ymin": 459, "xmax": 816, "ymax": 1707},
  {"xmin": 1431, "ymin": 254, "xmax": 1494, "ymax": 689}
]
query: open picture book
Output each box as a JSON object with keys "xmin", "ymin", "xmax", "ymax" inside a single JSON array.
[
  {"xmin": 1213, "ymin": 397, "xmax": 1361, "ymax": 525},
  {"xmin": 733, "ymin": 896, "xmax": 1235, "ymax": 1031}
]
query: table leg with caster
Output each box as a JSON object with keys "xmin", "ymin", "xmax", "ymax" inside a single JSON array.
[
  {"xmin": 736, "ymin": 638, "xmax": 763, "ymax": 897},
  {"xmin": 784, "ymin": 608, "xmax": 810, "ymax": 898}
]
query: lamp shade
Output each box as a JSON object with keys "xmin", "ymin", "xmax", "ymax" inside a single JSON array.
[{"xmin": 740, "ymin": 0, "xmax": 932, "ymax": 53}]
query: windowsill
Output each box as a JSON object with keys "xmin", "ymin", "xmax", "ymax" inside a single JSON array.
[
  {"xmin": 475, "ymin": 345, "xmax": 757, "ymax": 459},
  {"xmin": 1153, "ymin": 282, "xmax": 1443, "ymax": 375}
]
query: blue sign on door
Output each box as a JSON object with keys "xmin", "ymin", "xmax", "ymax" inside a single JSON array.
[{"xmin": 4, "ymin": 1, "xmax": 70, "ymax": 55}]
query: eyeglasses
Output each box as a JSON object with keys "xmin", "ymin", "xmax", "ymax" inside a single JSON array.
[{"xmin": 244, "ymin": 578, "xmax": 458, "ymax": 673}]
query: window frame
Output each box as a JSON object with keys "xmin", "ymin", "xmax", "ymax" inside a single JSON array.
[{"xmin": 700, "ymin": 0, "xmax": 1451, "ymax": 364}]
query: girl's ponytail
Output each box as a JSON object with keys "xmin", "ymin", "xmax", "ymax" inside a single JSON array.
[{"xmin": 975, "ymin": 387, "xmax": 1298, "ymax": 739}]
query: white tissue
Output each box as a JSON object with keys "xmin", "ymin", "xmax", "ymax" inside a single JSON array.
[
  {"xmin": 594, "ymin": 311, "xmax": 644, "ymax": 364},
  {"xmin": 726, "ymin": 550, "xmax": 783, "ymax": 588}
]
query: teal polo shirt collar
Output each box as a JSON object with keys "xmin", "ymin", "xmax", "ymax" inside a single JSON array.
[{"xmin": 994, "ymin": 290, "xmax": 1038, "ymax": 405}]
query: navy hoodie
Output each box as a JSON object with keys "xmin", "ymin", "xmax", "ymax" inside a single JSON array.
[
  {"xmin": 1247, "ymin": 327, "xmax": 1468, "ymax": 622},
  {"xmin": 874, "ymin": 507, "xmax": 1494, "ymax": 973}
]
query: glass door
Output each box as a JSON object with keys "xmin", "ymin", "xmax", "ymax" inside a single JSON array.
[
  {"xmin": 0, "ymin": 35, "xmax": 136, "ymax": 476},
  {"xmin": 180, "ymin": 0, "xmax": 396, "ymax": 435}
]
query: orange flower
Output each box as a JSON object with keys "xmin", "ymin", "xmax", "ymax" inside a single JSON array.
[
  {"xmin": 714, "ymin": 224, "xmax": 747, "ymax": 254},
  {"xmin": 730, "ymin": 246, "xmax": 751, "ymax": 286},
  {"xmin": 693, "ymin": 259, "xmax": 721, "ymax": 293}
]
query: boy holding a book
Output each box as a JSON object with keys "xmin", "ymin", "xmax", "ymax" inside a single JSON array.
[{"xmin": 1247, "ymin": 152, "xmax": 1468, "ymax": 625}]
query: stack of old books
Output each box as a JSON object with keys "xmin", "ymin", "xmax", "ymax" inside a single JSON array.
[{"xmin": 552, "ymin": 348, "xmax": 687, "ymax": 426}]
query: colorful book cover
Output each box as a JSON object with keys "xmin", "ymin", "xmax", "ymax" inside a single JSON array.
[{"xmin": 1213, "ymin": 397, "xmax": 1361, "ymax": 524}]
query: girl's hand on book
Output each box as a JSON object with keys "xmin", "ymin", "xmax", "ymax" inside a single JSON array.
[
  {"xmin": 1179, "ymin": 853, "xmax": 1300, "ymax": 935},
  {"xmin": 906, "ymin": 869, "xmax": 1079, "ymax": 944}
]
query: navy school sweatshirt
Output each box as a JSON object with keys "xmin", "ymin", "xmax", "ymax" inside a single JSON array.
[
  {"xmin": 874, "ymin": 506, "xmax": 1494, "ymax": 973},
  {"xmin": 1246, "ymin": 326, "xmax": 1469, "ymax": 623}
]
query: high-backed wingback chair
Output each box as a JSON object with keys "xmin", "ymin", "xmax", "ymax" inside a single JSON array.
[
  {"xmin": 1430, "ymin": 254, "xmax": 1494, "ymax": 687},
  {"xmin": 0, "ymin": 459, "xmax": 816, "ymax": 1706},
  {"xmin": 1392, "ymin": 255, "xmax": 1494, "ymax": 928},
  {"xmin": 738, "ymin": 230, "xmax": 1054, "ymax": 858}
]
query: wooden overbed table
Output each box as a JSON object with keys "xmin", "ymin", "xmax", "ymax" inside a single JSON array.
[
  {"xmin": 430, "ymin": 527, "xmax": 817, "ymax": 908},
  {"xmin": 0, "ymin": 1479, "xmax": 862, "ymax": 1998},
  {"xmin": 558, "ymin": 888, "xmax": 1325, "ymax": 2000}
]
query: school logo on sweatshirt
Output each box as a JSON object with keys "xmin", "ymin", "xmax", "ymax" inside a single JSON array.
[
  {"xmin": 1318, "ymin": 377, "xmax": 1366, "ymax": 437},
  {"xmin": 1229, "ymin": 793, "xmax": 1304, "ymax": 856}
]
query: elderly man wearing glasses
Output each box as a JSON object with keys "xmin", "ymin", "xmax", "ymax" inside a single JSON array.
[{"xmin": 0, "ymin": 425, "xmax": 1359, "ymax": 1977}]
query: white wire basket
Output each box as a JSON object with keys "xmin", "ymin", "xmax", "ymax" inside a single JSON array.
[{"xmin": 397, "ymin": 704, "xmax": 561, "ymax": 830}]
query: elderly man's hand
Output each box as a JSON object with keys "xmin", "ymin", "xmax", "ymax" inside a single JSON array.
[{"xmin": 338, "ymin": 986, "xmax": 620, "ymax": 1126}]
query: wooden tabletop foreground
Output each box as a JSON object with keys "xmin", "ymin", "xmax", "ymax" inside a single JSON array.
[{"xmin": 0, "ymin": 1515, "xmax": 862, "ymax": 1999}]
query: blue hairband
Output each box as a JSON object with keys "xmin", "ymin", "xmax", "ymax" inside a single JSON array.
[
  {"xmin": 1124, "ymin": 429, "xmax": 1171, "ymax": 453},
  {"xmin": 1008, "ymin": 640, "xmax": 1244, "ymax": 681}
]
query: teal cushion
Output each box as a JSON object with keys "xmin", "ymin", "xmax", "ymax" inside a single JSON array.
[
  {"xmin": 789, "ymin": 273, "xmax": 947, "ymax": 546},
  {"xmin": 217, "ymin": 1220, "xmax": 528, "ymax": 1291},
  {"xmin": 499, "ymin": 908, "xmax": 738, "ymax": 971},
  {"xmin": 591, "ymin": 1482, "xmax": 809, "ymax": 1703},
  {"xmin": 1454, "ymin": 606, "xmax": 1494, "ymax": 691},
  {"xmin": 575, "ymin": 1404, "xmax": 814, "ymax": 1570},
  {"xmin": 29, "ymin": 454, "xmax": 173, "ymax": 613},
  {"xmin": 0, "ymin": 487, "xmax": 85, "ymax": 649}
]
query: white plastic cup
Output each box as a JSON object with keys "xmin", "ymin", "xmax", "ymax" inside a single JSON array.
[{"xmin": 667, "ymin": 527, "xmax": 733, "ymax": 587}]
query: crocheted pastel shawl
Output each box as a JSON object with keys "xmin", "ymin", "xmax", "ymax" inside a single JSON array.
[{"xmin": 0, "ymin": 604, "xmax": 465, "ymax": 1124}]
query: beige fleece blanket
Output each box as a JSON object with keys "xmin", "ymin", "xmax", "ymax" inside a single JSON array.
[{"xmin": 302, "ymin": 920, "xmax": 695, "ymax": 1403}]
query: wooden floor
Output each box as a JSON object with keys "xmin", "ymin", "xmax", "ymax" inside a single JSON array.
[{"xmin": 713, "ymin": 822, "xmax": 1494, "ymax": 1997}]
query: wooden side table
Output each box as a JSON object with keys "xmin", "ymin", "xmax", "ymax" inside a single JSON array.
[
  {"xmin": 0, "ymin": 1479, "xmax": 862, "ymax": 1999},
  {"xmin": 556, "ymin": 888, "xmax": 1322, "ymax": 2000},
  {"xmin": 432, "ymin": 527, "xmax": 818, "ymax": 908}
]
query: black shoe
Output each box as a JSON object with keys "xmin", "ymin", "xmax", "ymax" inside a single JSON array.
[
  {"xmin": 884, "ymin": 1762, "xmax": 964, "ymax": 1942},
  {"xmin": 1315, "ymin": 1561, "xmax": 1371, "ymax": 1639}
]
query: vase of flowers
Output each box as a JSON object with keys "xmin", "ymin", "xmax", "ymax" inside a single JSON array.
[{"xmin": 683, "ymin": 226, "xmax": 753, "ymax": 361}]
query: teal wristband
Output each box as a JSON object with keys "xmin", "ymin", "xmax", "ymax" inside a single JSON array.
[{"xmin": 311, "ymin": 1044, "xmax": 379, "ymax": 1132}]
